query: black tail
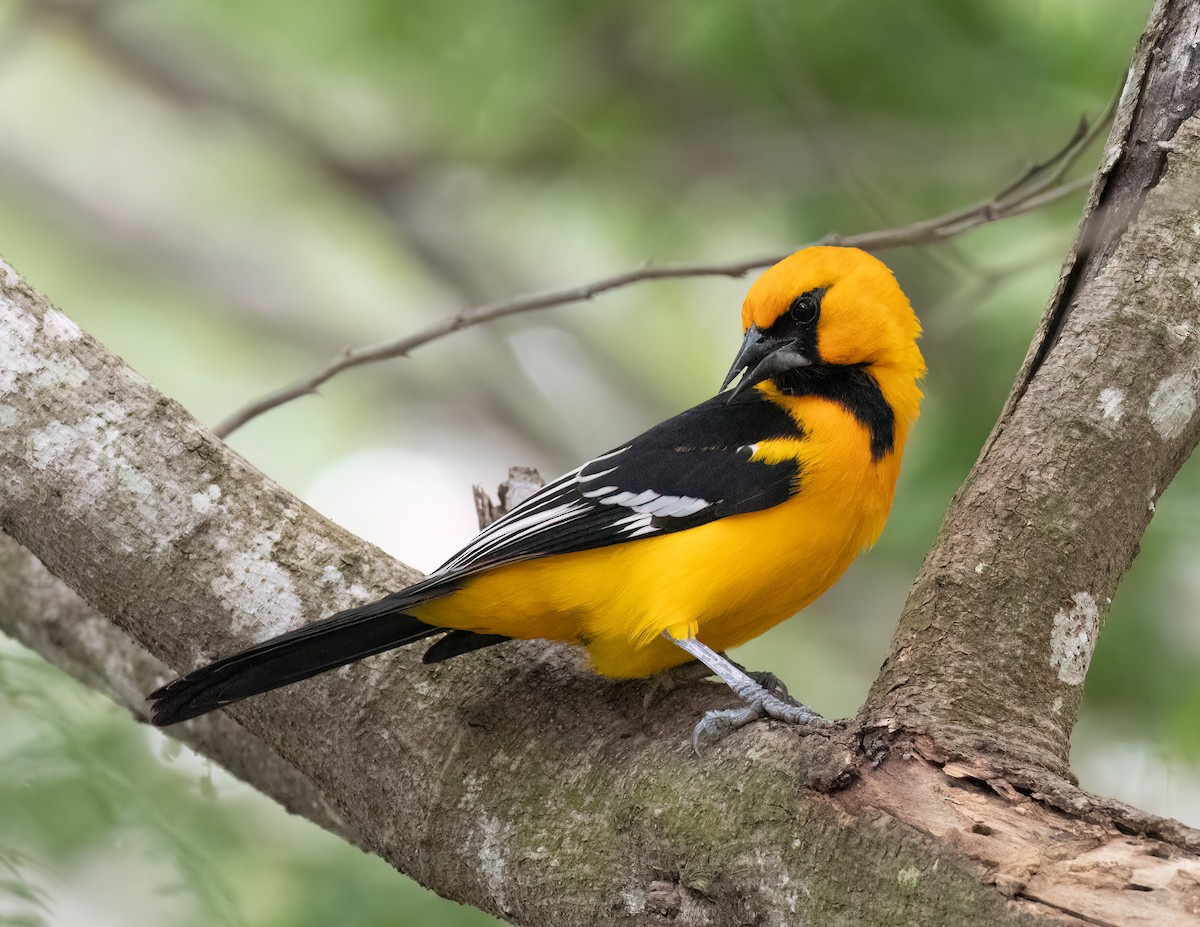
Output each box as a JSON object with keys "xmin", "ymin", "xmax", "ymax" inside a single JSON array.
[{"xmin": 149, "ymin": 595, "xmax": 447, "ymax": 726}]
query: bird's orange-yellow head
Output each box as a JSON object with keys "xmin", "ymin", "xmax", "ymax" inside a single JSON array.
[{"xmin": 724, "ymin": 246, "xmax": 925, "ymax": 437}]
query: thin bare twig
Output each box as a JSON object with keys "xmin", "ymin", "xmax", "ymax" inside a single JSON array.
[{"xmin": 214, "ymin": 122, "xmax": 1104, "ymax": 439}]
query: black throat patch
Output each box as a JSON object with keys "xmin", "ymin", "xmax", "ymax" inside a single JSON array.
[{"xmin": 774, "ymin": 364, "xmax": 895, "ymax": 461}]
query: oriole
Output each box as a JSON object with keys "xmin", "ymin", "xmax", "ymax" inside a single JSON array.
[{"xmin": 150, "ymin": 246, "xmax": 924, "ymax": 743}]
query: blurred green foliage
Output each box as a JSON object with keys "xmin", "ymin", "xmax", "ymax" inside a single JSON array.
[{"xmin": 1, "ymin": 0, "xmax": 1195, "ymax": 924}]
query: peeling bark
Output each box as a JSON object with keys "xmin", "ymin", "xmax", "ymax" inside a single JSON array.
[
  {"xmin": 841, "ymin": 755, "xmax": 1200, "ymax": 926},
  {"xmin": 4, "ymin": 2, "xmax": 1200, "ymax": 924}
]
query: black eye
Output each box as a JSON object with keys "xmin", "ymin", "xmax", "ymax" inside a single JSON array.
[{"xmin": 789, "ymin": 289, "xmax": 822, "ymax": 325}]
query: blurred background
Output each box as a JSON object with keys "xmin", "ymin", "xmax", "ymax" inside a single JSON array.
[{"xmin": 1, "ymin": 0, "xmax": 1194, "ymax": 925}]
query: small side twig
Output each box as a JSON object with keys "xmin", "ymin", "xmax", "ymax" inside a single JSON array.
[
  {"xmin": 214, "ymin": 118, "xmax": 1106, "ymax": 439},
  {"xmin": 473, "ymin": 466, "xmax": 546, "ymax": 530}
]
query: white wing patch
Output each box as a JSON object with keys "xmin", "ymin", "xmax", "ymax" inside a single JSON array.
[
  {"xmin": 647, "ymin": 495, "xmax": 711, "ymax": 518},
  {"xmin": 430, "ymin": 442, "xmax": 716, "ymax": 575},
  {"xmin": 593, "ymin": 488, "xmax": 710, "ymax": 518}
]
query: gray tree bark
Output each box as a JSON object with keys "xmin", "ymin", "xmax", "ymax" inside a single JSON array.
[
  {"xmin": 863, "ymin": 0, "xmax": 1200, "ymax": 791},
  {"xmin": 4, "ymin": 1, "xmax": 1200, "ymax": 924}
]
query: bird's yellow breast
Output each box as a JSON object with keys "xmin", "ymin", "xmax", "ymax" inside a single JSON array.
[{"xmin": 408, "ymin": 388, "xmax": 908, "ymax": 679}]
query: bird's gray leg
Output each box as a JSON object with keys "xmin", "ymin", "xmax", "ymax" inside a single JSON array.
[
  {"xmin": 732, "ymin": 664, "xmax": 789, "ymax": 700},
  {"xmin": 663, "ymin": 633, "xmax": 826, "ymax": 753},
  {"xmin": 644, "ymin": 656, "xmax": 788, "ymax": 709}
]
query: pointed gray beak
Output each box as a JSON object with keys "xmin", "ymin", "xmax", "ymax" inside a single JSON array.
[{"xmin": 720, "ymin": 324, "xmax": 812, "ymax": 400}]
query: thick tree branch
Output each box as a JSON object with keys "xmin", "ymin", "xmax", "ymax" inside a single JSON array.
[
  {"xmin": 864, "ymin": 0, "xmax": 1200, "ymax": 784},
  {"xmin": 0, "ymin": 529, "xmax": 363, "ymax": 848}
]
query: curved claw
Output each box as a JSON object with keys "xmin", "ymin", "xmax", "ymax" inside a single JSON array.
[
  {"xmin": 691, "ymin": 691, "xmax": 830, "ymax": 755},
  {"xmin": 692, "ymin": 703, "xmax": 766, "ymax": 755}
]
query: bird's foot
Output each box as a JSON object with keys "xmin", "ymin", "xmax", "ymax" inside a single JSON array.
[
  {"xmin": 692, "ymin": 704, "xmax": 764, "ymax": 753},
  {"xmin": 660, "ymin": 633, "xmax": 828, "ymax": 754},
  {"xmin": 691, "ymin": 688, "xmax": 827, "ymax": 755}
]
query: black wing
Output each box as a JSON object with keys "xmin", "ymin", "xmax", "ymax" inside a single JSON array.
[{"xmin": 433, "ymin": 390, "xmax": 805, "ymax": 577}]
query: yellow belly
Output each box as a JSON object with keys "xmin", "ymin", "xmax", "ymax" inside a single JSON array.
[{"xmin": 409, "ymin": 396, "xmax": 904, "ymax": 678}]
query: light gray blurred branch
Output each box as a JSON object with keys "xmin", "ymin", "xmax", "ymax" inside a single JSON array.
[{"xmin": 28, "ymin": 0, "xmax": 491, "ymax": 302}]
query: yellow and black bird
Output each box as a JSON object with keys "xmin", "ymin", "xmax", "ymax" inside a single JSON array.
[{"xmin": 149, "ymin": 246, "xmax": 924, "ymax": 741}]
